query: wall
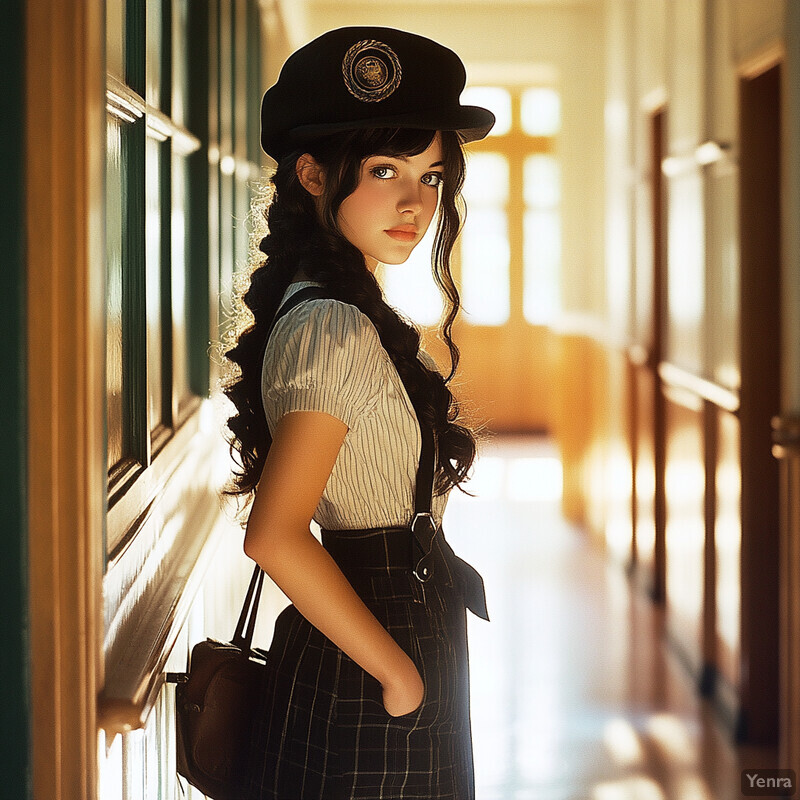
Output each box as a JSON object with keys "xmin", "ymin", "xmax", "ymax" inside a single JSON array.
[
  {"xmin": 0, "ymin": 1, "xmax": 31, "ymax": 797},
  {"xmin": 594, "ymin": 0, "xmax": 789, "ymax": 746}
]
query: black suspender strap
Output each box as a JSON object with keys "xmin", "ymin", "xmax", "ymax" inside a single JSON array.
[
  {"xmin": 410, "ymin": 420, "xmax": 439, "ymax": 583},
  {"xmin": 253, "ymin": 283, "xmax": 439, "ymax": 582},
  {"xmin": 276, "ymin": 287, "xmax": 487, "ymax": 618},
  {"xmin": 266, "ymin": 285, "xmax": 329, "ymax": 340}
]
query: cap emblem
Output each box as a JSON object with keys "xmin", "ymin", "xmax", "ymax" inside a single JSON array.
[{"xmin": 342, "ymin": 39, "xmax": 402, "ymax": 103}]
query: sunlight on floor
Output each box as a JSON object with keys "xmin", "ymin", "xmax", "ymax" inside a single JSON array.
[
  {"xmin": 466, "ymin": 455, "xmax": 563, "ymax": 503},
  {"xmin": 442, "ymin": 435, "xmax": 748, "ymax": 800}
]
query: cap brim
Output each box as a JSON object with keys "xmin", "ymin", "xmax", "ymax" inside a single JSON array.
[{"xmin": 289, "ymin": 105, "xmax": 496, "ymax": 145}]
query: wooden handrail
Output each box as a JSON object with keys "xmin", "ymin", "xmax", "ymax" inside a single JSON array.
[
  {"xmin": 99, "ymin": 425, "xmax": 241, "ymax": 735},
  {"xmin": 657, "ymin": 361, "xmax": 740, "ymax": 413}
]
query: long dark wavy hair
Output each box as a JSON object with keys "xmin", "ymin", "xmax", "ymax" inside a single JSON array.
[{"xmin": 219, "ymin": 127, "xmax": 480, "ymax": 525}]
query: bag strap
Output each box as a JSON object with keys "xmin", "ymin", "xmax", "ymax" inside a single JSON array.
[{"xmin": 238, "ymin": 283, "xmax": 438, "ymax": 647}]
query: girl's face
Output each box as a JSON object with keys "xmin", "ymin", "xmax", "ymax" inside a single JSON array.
[{"xmin": 337, "ymin": 133, "xmax": 444, "ymax": 271}]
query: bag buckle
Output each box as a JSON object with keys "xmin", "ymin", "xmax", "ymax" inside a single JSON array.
[{"xmin": 411, "ymin": 513, "xmax": 439, "ymax": 583}]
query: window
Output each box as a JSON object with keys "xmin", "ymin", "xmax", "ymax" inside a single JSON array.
[
  {"xmin": 461, "ymin": 152, "xmax": 511, "ymax": 325},
  {"xmin": 106, "ymin": 0, "xmax": 201, "ymax": 510},
  {"xmin": 104, "ymin": 0, "xmax": 262, "ymax": 552},
  {"xmin": 383, "ymin": 85, "xmax": 562, "ymax": 328}
]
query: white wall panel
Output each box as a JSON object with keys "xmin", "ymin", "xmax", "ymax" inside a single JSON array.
[
  {"xmin": 731, "ymin": 0, "xmax": 785, "ymax": 67},
  {"xmin": 668, "ymin": 0, "xmax": 707, "ymax": 154}
]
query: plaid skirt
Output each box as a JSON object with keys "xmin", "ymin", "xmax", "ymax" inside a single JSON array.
[{"xmin": 246, "ymin": 525, "xmax": 488, "ymax": 800}]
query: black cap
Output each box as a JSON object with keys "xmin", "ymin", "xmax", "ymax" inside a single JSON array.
[{"xmin": 260, "ymin": 26, "xmax": 496, "ymax": 162}]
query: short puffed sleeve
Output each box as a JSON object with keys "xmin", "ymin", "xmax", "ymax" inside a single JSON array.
[{"xmin": 261, "ymin": 299, "xmax": 385, "ymax": 433}]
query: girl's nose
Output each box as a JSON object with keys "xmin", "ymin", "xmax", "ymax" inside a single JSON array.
[{"xmin": 397, "ymin": 182, "xmax": 424, "ymax": 214}]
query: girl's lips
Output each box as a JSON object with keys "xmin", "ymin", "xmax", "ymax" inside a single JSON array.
[{"xmin": 385, "ymin": 229, "xmax": 417, "ymax": 242}]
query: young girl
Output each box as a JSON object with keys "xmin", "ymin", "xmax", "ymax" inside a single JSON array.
[{"xmin": 221, "ymin": 26, "xmax": 494, "ymax": 800}]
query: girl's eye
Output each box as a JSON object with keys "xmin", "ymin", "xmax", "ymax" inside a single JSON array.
[
  {"xmin": 370, "ymin": 166, "xmax": 397, "ymax": 180},
  {"xmin": 422, "ymin": 172, "xmax": 444, "ymax": 188}
]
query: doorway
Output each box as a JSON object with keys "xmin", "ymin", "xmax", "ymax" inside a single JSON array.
[{"xmin": 737, "ymin": 60, "xmax": 781, "ymax": 744}]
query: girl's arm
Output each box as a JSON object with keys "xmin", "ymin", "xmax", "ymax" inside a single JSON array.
[{"xmin": 243, "ymin": 409, "xmax": 423, "ymax": 716}]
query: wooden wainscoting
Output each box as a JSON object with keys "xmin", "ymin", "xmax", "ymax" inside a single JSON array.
[
  {"xmin": 629, "ymin": 347, "xmax": 666, "ymax": 603},
  {"xmin": 545, "ymin": 326, "xmax": 781, "ymax": 746},
  {"xmin": 550, "ymin": 327, "xmax": 632, "ymax": 555},
  {"xmin": 661, "ymin": 378, "xmax": 707, "ymax": 684},
  {"xmin": 714, "ymin": 407, "xmax": 743, "ymax": 731},
  {"xmin": 773, "ymin": 416, "xmax": 800, "ymax": 778},
  {"xmin": 422, "ymin": 322, "xmax": 558, "ymax": 435}
]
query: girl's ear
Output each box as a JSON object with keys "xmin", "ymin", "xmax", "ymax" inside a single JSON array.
[{"xmin": 295, "ymin": 153, "xmax": 325, "ymax": 197}]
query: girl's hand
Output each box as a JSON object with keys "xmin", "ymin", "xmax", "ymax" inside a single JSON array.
[{"xmin": 381, "ymin": 658, "xmax": 425, "ymax": 716}]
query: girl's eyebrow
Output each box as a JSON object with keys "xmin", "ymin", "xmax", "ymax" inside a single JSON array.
[{"xmin": 370, "ymin": 155, "xmax": 444, "ymax": 169}]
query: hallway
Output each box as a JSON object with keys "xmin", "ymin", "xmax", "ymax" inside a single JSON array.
[
  {"xmin": 447, "ymin": 435, "xmax": 777, "ymax": 800},
  {"xmin": 7, "ymin": 2, "xmax": 800, "ymax": 798}
]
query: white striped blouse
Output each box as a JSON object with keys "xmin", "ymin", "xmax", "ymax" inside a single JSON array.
[{"xmin": 261, "ymin": 280, "xmax": 450, "ymax": 530}]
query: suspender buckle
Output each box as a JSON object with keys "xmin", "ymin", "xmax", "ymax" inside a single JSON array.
[
  {"xmin": 411, "ymin": 512, "xmax": 435, "ymax": 536},
  {"xmin": 411, "ymin": 513, "xmax": 438, "ymax": 583}
]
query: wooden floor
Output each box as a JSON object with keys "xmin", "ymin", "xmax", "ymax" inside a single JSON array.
[{"xmin": 443, "ymin": 435, "xmax": 777, "ymax": 800}]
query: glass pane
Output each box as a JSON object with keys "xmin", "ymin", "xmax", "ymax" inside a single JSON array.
[
  {"xmin": 523, "ymin": 210, "xmax": 561, "ymax": 324},
  {"xmin": 382, "ymin": 219, "xmax": 443, "ymax": 326},
  {"xmin": 106, "ymin": 0, "xmax": 125, "ymax": 79},
  {"xmin": 145, "ymin": 0, "xmax": 162, "ymax": 109},
  {"xmin": 145, "ymin": 136, "xmax": 163, "ymax": 431},
  {"xmin": 666, "ymin": 170, "xmax": 705, "ymax": 371},
  {"xmin": 463, "ymin": 152, "xmax": 509, "ymax": 206},
  {"xmin": 172, "ymin": 0, "xmax": 188, "ymax": 126},
  {"xmin": 106, "ymin": 116, "xmax": 124, "ymax": 471},
  {"xmin": 460, "ymin": 86, "xmax": 512, "ymax": 136},
  {"xmin": 461, "ymin": 209, "xmax": 510, "ymax": 325},
  {"xmin": 521, "ymin": 88, "xmax": 561, "ymax": 136},
  {"xmin": 524, "ymin": 155, "xmax": 560, "ymax": 208},
  {"xmin": 171, "ymin": 152, "xmax": 190, "ymax": 412}
]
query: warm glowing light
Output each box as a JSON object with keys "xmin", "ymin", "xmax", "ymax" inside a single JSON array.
[
  {"xmin": 462, "ymin": 86, "xmax": 512, "ymax": 136},
  {"xmin": 673, "ymin": 774, "xmax": 715, "ymax": 799},
  {"xmin": 645, "ymin": 713, "xmax": 696, "ymax": 765},
  {"xmin": 521, "ymin": 87, "xmax": 561, "ymax": 135},
  {"xmin": 464, "ymin": 455, "xmax": 564, "ymax": 502},
  {"xmin": 667, "ymin": 171, "xmax": 705, "ymax": 328},
  {"xmin": 593, "ymin": 776, "xmax": 666, "ymax": 800},
  {"xmin": 382, "ymin": 217, "xmax": 443, "ymax": 326},
  {"xmin": 461, "ymin": 209, "xmax": 510, "ymax": 325},
  {"xmin": 524, "ymin": 155, "xmax": 561, "ymax": 207},
  {"xmin": 523, "ymin": 210, "xmax": 561, "ymax": 324},
  {"xmin": 463, "ymin": 456, "xmax": 506, "ymax": 500},
  {"xmin": 507, "ymin": 457, "xmax": 563, "ymax": 502},
  {"xmin": 602, "ymin": 718, "xmax": 644, "ymax": 766},
  {"xmin": 461, "ymin": 152, "xmax": 511, "ymax": 326},
  {"xmin": 695, "ymin": 141, "xmax": 727, "ymax": 166},
  {"xmin": 664, "ymin": 459, "xmax": 705, "ymax": 504},
  {"xmin": 661, "ymin": 156, "xmax": 684, "ymax": 177},
  {"xmin": 463, "ymin": 152, "xmax": 510, "ymax": 205}
]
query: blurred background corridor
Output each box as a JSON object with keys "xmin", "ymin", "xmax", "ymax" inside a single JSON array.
[{"xmin": 3, "ymin": 1, "xmax": 800, "ymax": 798}]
